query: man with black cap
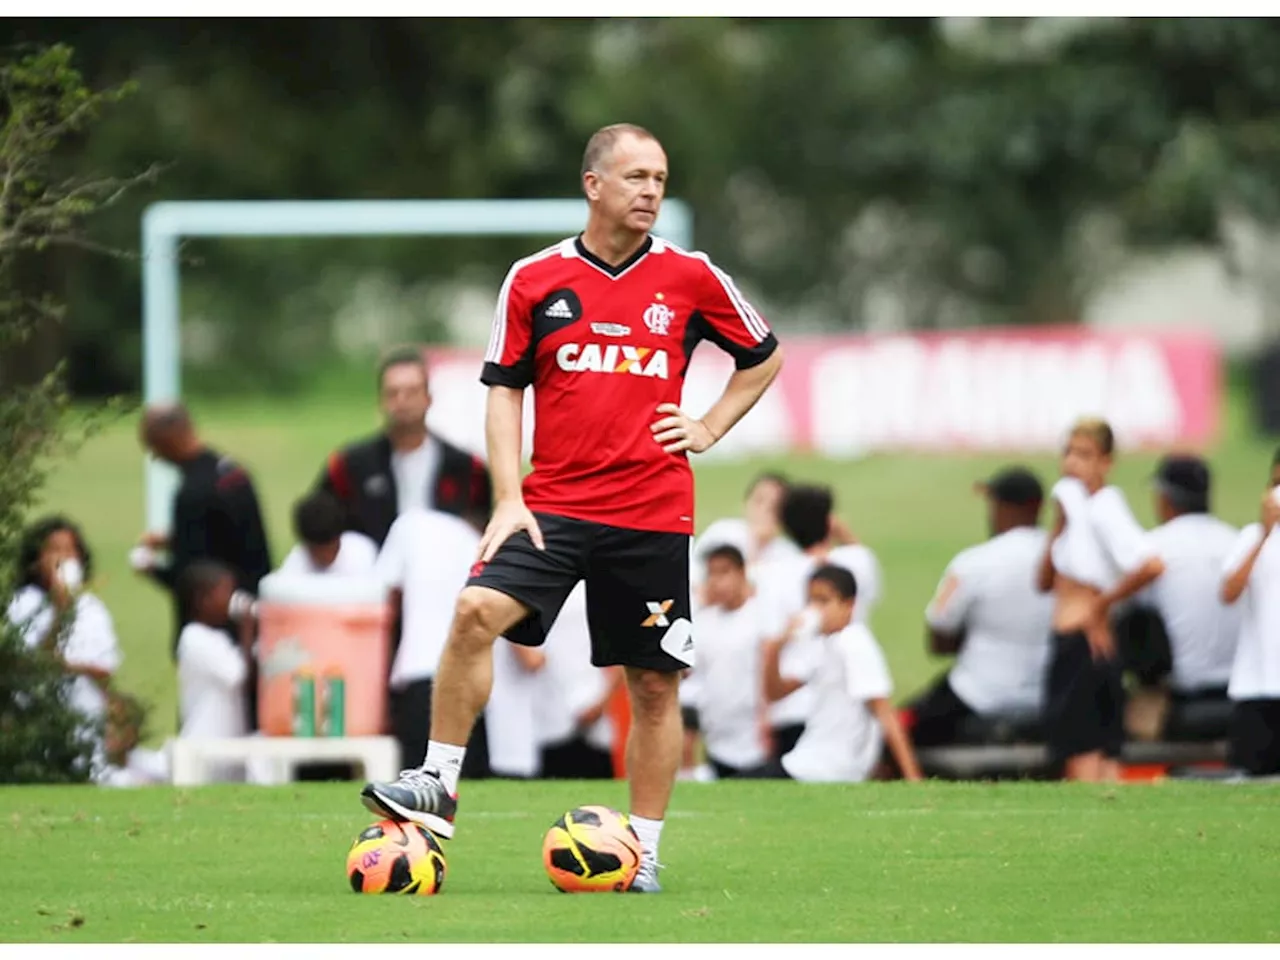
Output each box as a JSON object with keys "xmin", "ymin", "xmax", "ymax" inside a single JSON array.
[
  {"xmin": 1125, "ymin": 454, "xmax": 1241, "ymax": 709},
  {"xmin": 907, "ymin": 466, "xmax": 1054, "ymax": 747}
]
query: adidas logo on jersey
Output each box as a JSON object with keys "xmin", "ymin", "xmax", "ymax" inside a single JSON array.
[
  {"xmin": 556, "ymin": 342, "xmax": 670, "ymax": 379},
  {"xmin": 545, "ymin": 298, "xmax": 574, "ymax": 320}
]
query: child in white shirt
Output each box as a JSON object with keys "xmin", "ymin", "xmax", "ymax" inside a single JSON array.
[
  {"xmin": 1219, "ymin": 449, "xmax": 1280, "ymax": 777},
  {"xmin": 277, "ymin": 490, "xmax": 378, "ymax": 577},
  {"xmin": 690, "ymin": 544, "xmax": 772, "ymax": 778},
  {"xmin": 176, "ymin": 560, "xmax": 253, "ymax": 781},
  {"xmin": 761, "ymin": 563, "xmax": 921, "ymax": 782},
  {"xmin": 1036, "ymin": 417, "xmax": 1165, "ymax": 782}
]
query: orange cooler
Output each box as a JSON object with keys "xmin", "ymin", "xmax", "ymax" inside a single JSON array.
[{"xmin": 256, "ymin": 572, "xmax": 391, "ymax": 737}]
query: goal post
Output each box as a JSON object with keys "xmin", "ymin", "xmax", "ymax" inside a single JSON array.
[{"xmin": 140, "ymin": 198, "xmax": 695, "ymax": 532}]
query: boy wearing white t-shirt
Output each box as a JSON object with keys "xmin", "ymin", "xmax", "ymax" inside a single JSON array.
[
  {"xmin": 690, "ymin": 472, "xmax": 798, "ymax": 594},
  {"xmin": 761, "ymin": 564, "xmax": 921, "ymax": 782},
  {"xmin": 278, "ymin": 491, "xmax": 378, "ymax": 577},
  {"xmin": 755, "ymin": 484, "xmax": 885, "ymax": 764},
  {"xmin": 1220, "ymin": 449, "xmax": 1280, "ymax": 777},
  {"xmin": 175, "ymin": 561, "xmax": 254, "ymax": 781},
  {"xmin": 690, "ymin": 544, "xmax": 771, "ymax": 778},
  {"xmin": 377, "ymin": 508, "xmax": 542, "ymax": 778}
]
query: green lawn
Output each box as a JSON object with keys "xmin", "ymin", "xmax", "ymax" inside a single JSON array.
[
  {"xmin": 34, "ymin": 382, "xmax": 1280, "ymax": 739},
  {"xmin": 1, "ymin": 780, "xmax": 1277, "ymax": 942}
]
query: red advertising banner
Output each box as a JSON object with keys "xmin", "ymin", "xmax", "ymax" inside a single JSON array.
[{"xmin": 425, "ymin": 326, "xmax": 1221, "ymax": 460}]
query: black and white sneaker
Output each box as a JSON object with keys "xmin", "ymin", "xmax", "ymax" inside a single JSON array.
[{"xmin": 360, "ymin": 767, "xmax": 458, "ymax": 839}]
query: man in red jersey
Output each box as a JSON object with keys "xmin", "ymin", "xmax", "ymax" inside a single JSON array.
[{"xmin": 361, "ymin": 123, "xmax": 783, "ymax": 892}]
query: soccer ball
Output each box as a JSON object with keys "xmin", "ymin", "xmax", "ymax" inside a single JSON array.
[
  {"xmin": 542, "ymin": 805, "xmax": 642, "ymax": 893},
  {"xmin": 346, "ymin": 820, "xmax": 446, "ymax": 895}
]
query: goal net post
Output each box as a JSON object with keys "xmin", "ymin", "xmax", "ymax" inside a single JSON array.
[{"xmin": 140, "ymin": 198, "xmax": 695, "ymax": 531}]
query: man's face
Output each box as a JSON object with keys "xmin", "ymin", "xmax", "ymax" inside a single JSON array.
[
  {"xmin": 584, "ymin": 133, "xmax": 668, "ymax": 235},
  {"xmin": 380, "ymin": 362, "xmax": 430, "ymax": 435},
  {"xmin": 703, "ymin": 555, "xmax": 748, "ymax": 607},
  {"xmin": 305, "ymin": 539, "xmax": 341, "ymax": 572},
  {"xmin": 139, "ymin": 423, "xmax": 171, "ymax": 464}
]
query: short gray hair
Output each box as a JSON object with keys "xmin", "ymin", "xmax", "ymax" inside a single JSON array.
[{"xmin": 581, "ymin": 123, "xmax": 660, "ymax": 177}]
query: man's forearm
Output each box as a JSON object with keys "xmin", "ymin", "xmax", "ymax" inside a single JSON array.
[
  {"xmin": 1223, "ymin": 535, "xmax": 1268, "ymax": 604},
  {"xmin": 927, "ymin": 626, "xmax": 964, "ymax": 657},
  {"xmin": 761, "ymin": 638, "xmax": 801, "ymax": 703},
  {"xmin": 485, "ymin": 386, "xmax": 527, "ymax": 502},
  {"xmin": 700, "ymin": 349, "xmax": 783, "ymax": 445},
  {"xmin": 1100, "ymin": 556, "xmax": 1166, "ymax": 613}
]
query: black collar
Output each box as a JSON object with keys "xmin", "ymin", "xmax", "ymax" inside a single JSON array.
[{"xmin": 574, "ymin": 234, "xmax": 652, "ymax": 277}]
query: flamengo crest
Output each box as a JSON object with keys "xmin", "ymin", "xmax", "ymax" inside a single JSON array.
[{"xmin": 643, "ymin": 301, "xmax": 674, "ymax": 337}]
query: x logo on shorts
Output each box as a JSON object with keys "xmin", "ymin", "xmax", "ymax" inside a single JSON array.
[{"xmin": 642, "ymin": 599, "xmax": 674, "ymax": 628}]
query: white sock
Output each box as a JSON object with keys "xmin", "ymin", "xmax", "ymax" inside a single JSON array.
[
  {"xmin": 424, "ymin": 741, "xmax": 466, "ymax": 795},
  {"xmin": 630, "ymin": 815, "xmax": 664, "ymax": 866}
]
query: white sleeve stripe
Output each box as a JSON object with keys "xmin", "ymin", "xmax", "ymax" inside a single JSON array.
[
  {"xmin": 709, "ymin": 263, "xmax": 770, "ymax": 343},
  {"xmin": 484, "ymin": 267, "xmax": 518, "ymax": 364},
  {"xmin": 660, "ymin": 242, "xmax": 772, "ymax": 343},
  {"xmin": 484, "ymin": 242, "xmax": 565, "ymax": 365}
]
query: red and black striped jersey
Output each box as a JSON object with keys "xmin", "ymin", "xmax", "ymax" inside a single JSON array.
[{"xmin": 482, "ymin": 234, "xmax": 778, "ymax": 535}]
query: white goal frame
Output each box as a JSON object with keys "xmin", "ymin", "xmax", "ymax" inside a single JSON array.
[{"xmin": 140, "ymin": 198, "xmax": 695, "ymax": 531}]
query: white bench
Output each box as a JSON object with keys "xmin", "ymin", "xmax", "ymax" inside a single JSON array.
[
  {"xmin": 916, "ymin": 739, "xmax": 1229, "ymax": 781},
  {"xmin": 169, "ymin": 735, "xmax": 401, "ymax": 787}
]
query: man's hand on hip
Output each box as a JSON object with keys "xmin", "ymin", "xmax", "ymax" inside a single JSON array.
[
  {"xmin": 478, "ymin": 498, "xmax": 545, "ymax": 562},
  {"xmin": 651, "ymin": 403, "xmax": 718, "ymax": 455}
]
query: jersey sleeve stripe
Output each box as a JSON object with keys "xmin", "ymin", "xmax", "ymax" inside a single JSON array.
[
  {"xmin": 484, "ymin": 266, "xmax": 518, "ymax": 364},
  {"xmin": 484, "ymin": 241, "xmax": 566, "ymax": 366},
  {"xmin": 709, "ymin": 263, "xmax": 770, "ymax": 342},
  {"xmin": 658, "ymin": 240, "xmax": 772, "ymax": 343}
]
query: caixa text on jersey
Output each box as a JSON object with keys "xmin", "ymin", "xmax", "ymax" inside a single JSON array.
[{"xmin": 555, "ymin": 342, "xmax": 670, "ymax": 380}]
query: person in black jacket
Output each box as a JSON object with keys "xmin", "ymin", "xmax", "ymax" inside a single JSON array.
[
  {"xmin": 134, "ymin": 402, "xmax": 273, "ymax": 728},
  {"xmin": 315, "ymin": 346, "xmax": 493, "ymax": 546},
  {"xmin": 315, "ymin": 347, "xmax": 495, "ymax": 778}
]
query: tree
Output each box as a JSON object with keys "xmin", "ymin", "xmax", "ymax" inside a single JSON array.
[{"xmin": 0, "ymin": 43, "xmax": 156, "ymax": 782}]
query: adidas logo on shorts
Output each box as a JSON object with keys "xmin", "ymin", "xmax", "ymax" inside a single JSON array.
[{"xmin": 545, "ymin": 298, "xmax": 573, "ymax": 319}]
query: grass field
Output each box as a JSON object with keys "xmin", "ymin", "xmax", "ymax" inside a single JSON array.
[
  {"xmin": 33, "ymin": 377, "xmax": 1280, "ymax": 740},
  {"xmin": 10, "ymin": 376, "xmax": 1280, "ymax": 945},
  {"xmin": 2, "ymin": 781, "xmax": 1278, "ymax": 942}
]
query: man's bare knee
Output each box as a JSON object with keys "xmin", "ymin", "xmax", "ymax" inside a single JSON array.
[
  {"xmin": 451, "ymin": 587, "xmax": 528, "ymax": 649},
  {"xmin": 626, "ymin": 668, "xmax": 679, "ymax": 724}
]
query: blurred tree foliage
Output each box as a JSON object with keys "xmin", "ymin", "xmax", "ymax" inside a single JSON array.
[
  {"xmin": 4, "ymin": 17, "xmax": 1280, "ymax": 396},
  {"xmin": 0, "ymin": 44, "xmax": 154, "ymax": 781}
]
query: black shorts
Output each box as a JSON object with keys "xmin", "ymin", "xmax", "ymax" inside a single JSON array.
[
  {"xmin": 1228, "ymin": 699, "xmax": 1280, "ymax": 777},
  {"xmin": 768, "ymin": 722, "xmax": 806, "ymax": 763},
  {"xmin": 739, "ymin": 757, "xmax": 792, "ymax": 780},
  {"xmin": 468, "ymin": 512, "xmax": 692, "ymax": 673},
  {"xmin": 905, "ymin": 674, "xmax": 978, "ymax": 748},
  {"xmin": 1044, "ymin": 630, "xmax": 1125, "ymax": 763}
]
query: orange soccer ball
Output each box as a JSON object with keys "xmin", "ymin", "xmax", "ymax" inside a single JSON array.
[
  {"xmin": 542, "ymin": 805, "xmax": 642, "ymax": 893},
  {"xmin": 346, "ymin": 819, "xmax": 446, "ymax": 896}
]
